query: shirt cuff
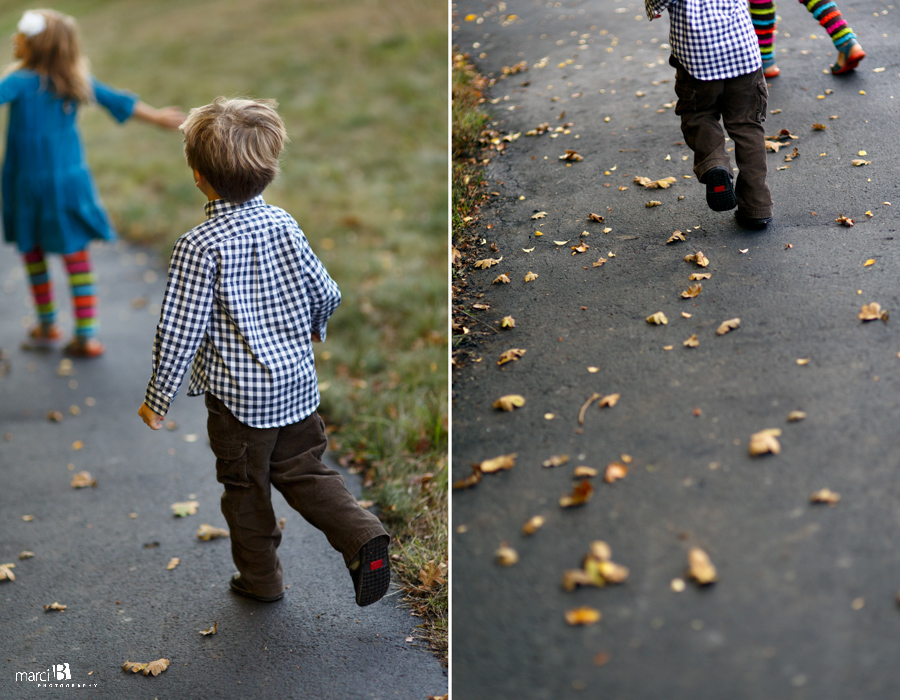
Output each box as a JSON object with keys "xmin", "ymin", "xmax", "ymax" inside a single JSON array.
[{"xmin": 144, "ymin": 379, "xmax": 172, "ymax": 417}]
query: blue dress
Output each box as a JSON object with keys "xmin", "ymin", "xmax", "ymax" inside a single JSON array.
[{"xmin": 0, "ymin": 69, "xmax": 138, "ymax": 255}]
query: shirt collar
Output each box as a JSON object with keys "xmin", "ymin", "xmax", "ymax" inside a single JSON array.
[{"xmin": 204, "ymin": 194, "xmax": 266, "ymax": 220}]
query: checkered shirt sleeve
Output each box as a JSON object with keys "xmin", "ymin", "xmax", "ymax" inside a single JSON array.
[
  {"xmin": 646, "ymin": 0, "xmax": 761, "ymax": 80},
  {"xmin": 144, "ymin": 196, "xmax": 341, "ymax": 428}
]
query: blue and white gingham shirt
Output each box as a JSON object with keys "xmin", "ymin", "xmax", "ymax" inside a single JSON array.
[
  {"xmin": 646, "ymin": 0, "xmax": 761, "ymax": 81},
  {"xmin": 144, "ymin": 195, "xmax": 341, "ymax": 428}
]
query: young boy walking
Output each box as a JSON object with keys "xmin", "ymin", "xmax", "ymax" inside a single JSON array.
[
  {"xmin": 138, "ymin": 97, "xmax": 390, "ymax": 606},
  {"xmin": 647, "ymin": 0, "xmax": 774, "ymax": 228}
]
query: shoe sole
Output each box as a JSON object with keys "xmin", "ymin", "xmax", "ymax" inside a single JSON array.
[
  {"xmin": 229, "ymin": 576, "xmax": 284, "ymax": 602},
  {"xmin": 735, "ymin": 212, "xmax": 771, "ymax": 229},
  {"xmin": 705, "ymin": 169, "xmax": 737, "ymax": 212},
  {"xmin": 355, "ymin": 537, "xmax": 391, "ymax": 606}
]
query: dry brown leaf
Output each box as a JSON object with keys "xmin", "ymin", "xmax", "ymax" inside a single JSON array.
[
  {"xmin": 560, "ymin": 480, "xmax": 594, "ymax": 507},
  {"xmin": 479, "ymin": 453, "xmax": 517, "ymax": 473},
  {"xmin": 681, "ymin": 284, "xmax": 702, "ymax": 299},
  {"xmin": 542, "ymin": 454, "xmax": 570, "ymax": 469},
  {"xmin": 561, "ymin": 540, "xmax": 628, "ymax": 591},
  {"xmin": 19, "ymin": 551, "xmax": 34, "ymax": 560},
  {"xmin": 836, "ymin": 215, "xmax": 854, "ymax": 226},
  {"xmin": 588, "ymin": 213, "xmax": 605, "ymax": 223},
  {"xmin": 646, "ymin": 312, "xmax": 668, "ymax": 325},
  {"xmin": 604, "ymin": 462, "xmax": 628, "ymax": 483},
  {"xmin": 684, "ymin": 334, "xmax": 699, "ymax": 348},
  {"xmin": 493, "ymin": 394, "xmax": 526, "ymax": 412},
  {"xmin": 592, "ymin": 257, "xmax": 608, "ymax": 268},
  {"xmin": 498, "ymin": 348, "xmax": 527, "ymax": 365},
  {"xmin": 524, "ymin": 271, "xmax": 538, "ymax": 282},
  {"xmin": 500, "ymin": 316, "xmax": 516, "ymax": 328},
  {"xmin": 560, "ymin": 149, "xmax": 583, "ymax": 162},
  {"xmin": 492, "ymin": 273, "xmax": 511, "ymax": 284},
  {"xmin": 0, "ymin": 563, "xmax": 15, "ymax": 581},
  {"xmin": 716, "ymin": 318, "xmax": 741, "ymax": 335},
  {"xmin": 852, "ymin": 159, "xmax": 871, "ymax": 166},
  {"xmin": 199, "ymin": 622, "xmax": 218, "ymax": 636},
  {"xmin": 634, "ymin": 175, "xmax": 677, "ymax": 189},
  {"xmin": 171, "ymin": 500, "xmax": 199, "ymax": 517},
  {"xmin": 142, "ymin": 659, "xmax": 170, "ymax": 677},
  {"xmin": 812, "ymin": 123, "xmax": 827, "ymax": 130},
  {"xmin": 645, "ymin": 200, "xmax": 662, "ymax": 208},
  {"xmin": 687, "ymin": 547, "xmax": 717, "ymax": 585},
  {"xmin": 864, "ymin": 259, "xmax": 875, "ymax": 267},
  {"xmin": 166, "ymin": 557, "xmax": 180, "ymax": 571},
  {"xmin": 496, "ymin": 543, "xmax": 519, "ymax": 566},
  {"xmin": 599, "ymin": 393, "xmax": 620, "ymax": 408},
  {"xmin": 574, "ymin": 466, "xmax": 598, "ymax": 478},
  {"xmin": 122, "ymin": 661, "xmax": 148, "ymax": 674},
  {"xmin": 522, "ymin": 516, "xmax": 546, "ymax": 535},
  {"xmin": 859, "ymin": 302, "xmax": 889, "ymax": 322},
  {"xmin": 787, "ymin": 410, "xmax": 807, "ymax": 422},
  {"xmin": 571, "ymin": 242, "xmax": 590, "ymax": 254},
  {"xmin": 765, "ymin": 139, "xmax": 787, "ymax": 152},
  {"xmin": 70, "ymin": 471, "xmax": 96, "ymax": 489},
  {"xmin": 196, "ymin": 524, "xmax": 230, "ymax": 541},
  {"xmin": 796, "ymin": 358, "xmax": 809, "ymax": 365},
  {"xmin": 474, "ymin": 257, "xmax": 503, "ymax": 269},
  {"xmin": 471, "ymin": 303, "xmax": 490, "ymax": 310},
  {"xmin": 565, "ymin": 606, "xmax": 601, "ymax": 626},
  {"xmin": 452, "ymin": 468, "xmax": 483, "ymax": 490},
  {"xmin": 666, "ymin": 230, "xmax": 686, "ymax": 244},
  {"xmin": 578, "ymin": 393, "xmax": 600, "ymax": 424},
  {"xmin": 810, "ymin": 488, "xmax": 840, "ymax": 505},
  {"xmin": 689, "ymin": 273, "xmax": 710, "ymax": 281},
  {"xmin": 784, "ymin": 147, "xmax": 800, "ymax": 162},
  {"xmin": 685, "ymin": 251, "xmax": 709, "ymax": 267},
  {"xmin": 531, "ymin": 211, "xmax": 547, "ymax": 219},
  {"xmin": 749, "ymin": 428, "xmax": 782, "ymax": 456},
  {"xmin": 47, "ymin": 410, "xmax": 63, "ymax": 423},
  {"xmin": 44, "ymin": 602, "xmax": 67, "ymax": 611}
]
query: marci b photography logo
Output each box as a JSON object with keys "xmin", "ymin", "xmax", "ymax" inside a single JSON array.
[{"xmin": 14, "ymin": 662, "xmax": 97, "ymax": 688}]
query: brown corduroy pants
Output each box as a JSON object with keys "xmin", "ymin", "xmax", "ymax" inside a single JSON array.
[{"xmin": 206, "ymin": 392, "xmax": 389, "ymax": 599}]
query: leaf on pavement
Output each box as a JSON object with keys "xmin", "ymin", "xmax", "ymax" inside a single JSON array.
[
  {"xmin": 634, "ymin": 175, "xmax": 676, "ymax": 189},
  {"xmin": 787, "ymin": 410, "xmax": 807, "ymax": 422},
  {"xmin": 689, "ymin": 273, "xmax": 711, "ymax": 280},
  {"xmin": 716, "ymin": 318, "xmax": 741, "ymax": 335},
  {"xmin": 604, "ymin": 462, "xmax": 628, "ymax": 483},
  {"xmin": 587, "ymin": 213, "xmax": 605, "ymax": 223},
  {"xmin": 559, "ymin": 149, "xmax": 583, "ymax": 162},
  {"xmin": 810, "ymin": 488, "xmax": 840, "ymax": 505},
  {"xmin": 561, "ymin": 540, "xmax": 629, "ymax": 591},
  {"xmin": 645, "ymin": 200, "xmax": 662, "ymax": 207},
  {"xmin": 474, "ymin": 257, "xmax": 503, "ymax": 269},
  {"xmin": 864, "ymin": 259, "xmax": 875, "ymax": 267},
  {"xmin": 571, "ymin": 242, "xmax": 590, "ymax": 254},
  {"xmin": 196, "ymin": 524, "xmax": 230, "ymax": 541},
  {"xmin": 565, "ymin": 606, "xmax": 601, "ymax": 626},
  {"xmin": 44, "ymin": 601, "xmax": 67, "ymax": 611},
  {"xmin": 522, "ymin": 515, "xmax": 546, "ymax": 535},
  {"xmin": 493, "ymin": 394, "xmax": 526, "ymax": 412},
  {"xmin": 524, "ymin": 271, "xmax": 539, "ymax": 282},
  {"xmin": 560, "ymin": 480, "xmax": 594, "ymax": 508},
  {"xmin": 47, "ymin": 410, "xmax": 63, "ymax": 423},
  {"xmin": 749, "ymin": 428, "xmax": 781, "ymax": 456},
  {"xmin": 166, "ymin": 557, "xmax": 180, "ymax": 571},
  {"xmin": 667, "ymin": 230, "xmax": 686, "ymax": 243},
  {"xmin": 852, "ymin": 159, "xmax": 871, "ymax": 166},
  {"xmin": 492, "ymin": 273, "xmax": 511, "ymax": 284},
  {"xmin": 574, "ymin": 466, "xmax": 598, "ymax": 478},
  {"xmin": 765, "ymin": 140, "xmax": 787, "ymax": 152},
  {"xmin": 592, "ymin": 257, "xmax": 608, "ymax": 267},
  {"xmin": 479, "ymin": 453, "xmax": 517, "ymax": 474},
  {"xmin": 646, "ymin": 312, "xmax": 668, "ymax": 325},
  {"xmin": 859, "ymin": 302, "xmax": 888, "ymax": 322},
  {"xmin": 687, "ymin": 547, "xmax": 717, "ymax": 585},
  {"xmin": 496, "ymin": 543, "xmax": 519, "ymax": 566},
  {"xmin": 70, "ymin": 471, "xmax": 96, "ymax": 489},
  {"xmin": 531, "ymin": 211, "xmax": 548, "ymax": 219},
  {"xmin": 452, "ymin": 468, "xmax": 482, "ymax": 490},
  {"xmin": 171, "ymin": 500, "xmax": 199, "ymax": 517},
  {"xmin": 598, "ymin": 393, "xmax": 620, "ymax": 408},
  {"xmin": 835, "ymin": 215, "xmax": 854, "ymax": 226},
  {"xmin": 578, "ymin": 393, "xmax": 600, "ymax": 424},
  {"xmin": 122, "ymin": 661, "xmax": 148, "ymax": 674},
  {"xmin": 684, "ymin": 334, "xmax": 699, "ymax": 348},
  {"xmin": 498, "ymin": 348, "xmax": 527, "ymax": 365},
  {"xmin": 0, "ymin": 563, "xmax": 15, "ymax": 581},
  {"xmin": 19, "ymin": 551, "xmax": 34, "ymax": 560},
  {"xmin": 812, "ymin": 123, "xmax": 827, "ymax": 130},
  {"xmin": 681, "ymin": 284, "xmax": 702, "ymax": 299},
  {"xmin": 542, "ymin": 454, "xmax": 570, "ymax": 468},
  {"xmin": 685, "ymin": 251, "xmax": 709, "ymax": 267},
  {"xmin": 500, "ymin": 316, "xmax": 516, "ymax": 328},
  {"xmin": 199, "ymin": 622, "xmax": 218, "ymax": 636}
]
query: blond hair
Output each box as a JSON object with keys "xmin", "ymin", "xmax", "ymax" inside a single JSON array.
[
  {"xmin": 19, "ymin": 9, "xmax": 93, "ymax": 104},
  {"xmin": 181, "ymin": 97, "xmax": 287, "ymax": 204}
]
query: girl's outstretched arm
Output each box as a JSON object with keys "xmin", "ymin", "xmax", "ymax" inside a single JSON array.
[{"xmin": 131, "ymin": 102, "xmax": 185, "ymax": 129}]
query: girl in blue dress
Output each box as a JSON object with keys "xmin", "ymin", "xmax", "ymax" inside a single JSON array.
[{"xmin": 3, "ymin": 9, "xmax": 184, "ymax": 357}]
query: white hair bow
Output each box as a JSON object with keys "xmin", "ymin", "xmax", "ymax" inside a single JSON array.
[{"xmin": 18, "ymin": 11, "xmax": 47, "ymax": 38}]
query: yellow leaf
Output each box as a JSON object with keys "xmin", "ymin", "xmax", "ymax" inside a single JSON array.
[
  {"xmin": 852, "ymin": 159, "xmax": 871, "ymax": 167},
  {"xmin": 122, "ymin": 661, "xmax": 148, "ymax": 674},
  {"xmin": 565, "ymin": 606, "xmax": 601, "ymax": 626},
  {"xmin": 465, "ymin": 13, "xmax": 477, "ymax": 21},
  {"xmin": 166, "ymin": 557, "xmax": 180, "ymax": 571},
  {"xmin": 531, "ymin": 211, "xmax": 547, "ymax": 219},
  {"xmin": 645, "ymin": 200, "xmax": 662, "ymax": 207},
  {"xmin": 749, "ymin": 428, "xmax": 782, "ymax": 456},
  {"xmin": 666, "ymin": 230, "xmax": 686, "ymax": 244},
  {"xmin": 689, "ymin": 273, "xmax": 711, "ymax": 281},
  {"xmin": 592, "ymin": 257, "xmax": 607, "ymax": 268},
  {"xmin": 684, "ymin": 251, "xmax": 709, "ymax": 267},
  {"xmin": 522, "ymin": 247, "xmax": 535, "ymax": 253},
  {"xmin": 479, "ymin": 453, "xmax": 517, "ymax": 474},
  {"xmin": 859, "ymin": 302, "xmax": 888, "ymax": 322},
  {"xmin": 524, "ymin": 271, "xmax": 539, "ymax": 282},
  {"xmin": 634, "ymin": 175, "xmax": 677, "ymax": 189},
  {"xmin": 682, "ymin": 312, "xmax": 692, "ymax": 318},
  {"xmin": 553, "ymin": 240, "xmax": 570, "ymax": 246},
  {"xmin": 493, "ymin": 394, "xmax": 526, "ymax": 412},
  {"xmin": 196, "ymin": 524, "xmax": 230, "ymax": 541},
  {"xmin": 646, "ymin": 311, "xmax": 668, "ymax": 325},
  {"xmin": 835, "ymin": 214, "xmax": 854, "ymax": 226},
  {"xmin": 684, "ymin": 334, "xmax": 699, "ymax": 348},
  {"xmin": 171, "ymin": 500, "xmax": 199, "ymax": 517},
  {"xmin": 44, "ymin": 601, "xmax": 67, "ymax": 611},
  {"xmin": 571, "ymin": 242, "xmax": 590, "ymax": 254},
  {"xmin": 573, "ymin": 466, "xmax": 599, "ymax": 478},
  {"xmin": 796, "ymin": 358, "xmax": 809, "ymax": 365},
  {"xmin": 0, "ymin": 563, "xmax": 15, "ymax": 581},
  {"xmin": 199, "ymin": 622, "xmax": 218, "ymax": 636},
  {"xmin": 604, "ymin": 462, "xmax": 628, "ymax": 483},
  {"xmin": 522, "ymin": 516, "xmax": 546, "ymax": 535},
  {"xmin": 143, "ymin": 659, "xmax": 170, "ymax": 677},
  {"xmin": 587, "ymin": 213, "xmax": 604, "ymax": 223},
  {"xmin": 864, "ymin": 259, "xmax": 875, "ymax": 267},
  {"xmin": 70, "ymin": 471, "xmax": 96, "ymax": 489},
  {"xmin": 559, "ymin": 480, "xmax": 594, "ymax": 507},
  {"xmin": 500, "ymin": 316, "xmax": 516, "ymax": 328},
  {"xmin": 498, "ymin": 348, "xmax": 526, "ymax": 365},
  {"xmin": 496, "ymin": 543, "xmax": 519, "ymax": 566},
  {"xmin": 681, "ymin": 283, "xmax": 702, "ymax": 299},
  {"xmin": 687, "ymin": 547, "xmax": 717, "ymax": 585},
  {"xmin": 787, "ymin": 411, "xmax": 807, "ymax": 422},
  {"xmin": 716, "ymin": 318, "xmax": 741, "ymax": 336},
  {"xmin": 810, "ymin": 488, "xmax": 840, "ymax": 505},
  {"xmin": 542, "ymin": 454, "xmax": 570, "ymax": 468},
  {"xmin": 559, "ymin": 149, "xmax": 583, "ymax": 161},
  {"xmin": 492, "ymin": 273, "xmax": 511, "ymax": 284},
  {"xmin": 598, "ymin": 393, "xmax": 620, "ymax": 408}
]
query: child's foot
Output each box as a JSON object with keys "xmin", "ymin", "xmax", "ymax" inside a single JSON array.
[
  {"xmin": 64, "ymin": 337, "xmax": 105, "ymax": 358},
  {"xmin": 735, "ymin": 209, "xmax": 772, "ymax": 229},
  {"xmin": 702, "ymin": 166, "xmax": 737, "ymax": 212},
  {"xmin": 21, "ymin": 324, "xmax": 62, "ymax": 351},
  {"xmin": 229, "ymin": 574, "xmax": 284, "ymax": 602},
  {"xmin": 349, "ymin": 535, "xmax": 390, "ymax": 606},
  {"xmin": 763, "ymin": 64, "xmax": 780, "ymax": 79},
  {"xmin": 832, "ymin": 42, "xmax": 865, "ymax": 75}
]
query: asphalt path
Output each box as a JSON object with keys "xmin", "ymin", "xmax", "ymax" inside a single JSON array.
[
  {"xmin": 0, "ymin": 240, "xmax": 447, "ymax": 699},
  {"xmin": 452, "ymin": 1, "xmax": 900, "ymax": 698}
]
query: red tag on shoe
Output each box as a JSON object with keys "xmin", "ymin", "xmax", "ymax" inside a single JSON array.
[
  {"xmin": 369, "ymin": 559, "xmax": 384, "ymax": 571},
  {"xmin": 714, "ymin": 185, "xmax": 726, "ymax": 193}
]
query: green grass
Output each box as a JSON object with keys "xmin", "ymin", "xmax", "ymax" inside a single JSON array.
[{"xmin": 0, "ymin": 0, "xmax": 447, "ymax": 659}]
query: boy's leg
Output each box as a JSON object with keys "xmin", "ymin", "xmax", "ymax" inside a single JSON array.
[
  {"xmin": 721, "ymin": 69, "xmax": 774, "ymax": 219},
  {"xmin": 206, "ymin": 393, "xmax": 285, "ymax": 599}
]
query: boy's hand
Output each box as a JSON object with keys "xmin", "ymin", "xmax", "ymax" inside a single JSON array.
[
  {"xmin": 138, "ymin": 402, "xmax": 165, "ymax": 430},
  {"xmin": 311, "ymin": 332, "xmax": 322, "ymax": 343}
]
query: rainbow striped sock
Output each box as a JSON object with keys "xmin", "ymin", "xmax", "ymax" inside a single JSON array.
[
  {"xmin": 23, "ymin": 249, "xmax": 56, "ymax": 329},
  {"xmin": 749, "ymin": 0, "xmax": 777, "ymax": 68},
  {"xmin": 63, "ymin": 250, "xmax": 98, "ymax": 339},
  {"xmin": 802, "ymin": 0, "xmax": 856, "ymax": 50}
]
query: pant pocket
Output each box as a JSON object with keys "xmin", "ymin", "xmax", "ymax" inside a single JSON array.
[
  {"xmin": 754, "ymin": 73, "xmax": 769, "ymax": 123},
  {"xmin": 210, "ymin": 439, "xmax": 251, "ymax": 487}
]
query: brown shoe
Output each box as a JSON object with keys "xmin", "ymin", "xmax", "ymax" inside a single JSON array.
[{"xmin": 229, "ymin": 574, "xmax": 284, "ymax": 602}]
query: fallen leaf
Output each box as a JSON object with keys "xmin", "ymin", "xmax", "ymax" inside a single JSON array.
[
  {"xmin": 70, "ymin": 471, "xmax": 96, "ymax": 489},
  {"xmin": 599, "ymin": 393, "xmax": 620, "ymax": 408},
  {"xmin": 864, "ymin": 259, "xmax": 875, "ymax": 267},
  {"xmin": 646, "ymin": 312, "xmax": 668, "ymax": 325},
  {"xmin": 522, "ymin": 246, "xmax": 535, "ymax": 253},
  {"xmin": 812, "ymin": 123, "xmax": 827, "ymax": 130},
  {"xmin": 72, "ymin": 440, "xmax": 84, "ymax": 450},
  {"xmin": 810, "ymin": 488, "xmax": 840, "ymax": 505},
  {"xmin": 474, "ymin": 257, "xmax": 503, "ymax": 269},
  {"xmin": 671, "ymin": 578, "xmax": 686, "ymax": 593},
  {"xmin": 592, "ymin": 257, "xmax": 608, "ymax": 267},
  {"xmin": 19, "ymin": 551, "xmax": 34, "ymax": 560},
  {"xmin": 498, "ymin": 348, "xmax": 527, "ymax": 365},
  {"xmin": 166, "ymin": 557, "xmax": 180, "ymax": 571},
  {"xmin": 787, "ymin": 411, "xmax": 807, "ymax": 422},
  {"xmin": 492, "ymin": 273, "xmax": 511, "ymax": 284},
  {"xmin": 574, "ymin": 466, "xmax": 598, "ymax": 478},
  {"xmin": 479, "ymin": 453, "xmax": 517, "ymax": 473},
  {"xmin": 560, "ymin": 480, "xmax": 594, "ymax": 508},
  {"xmin": 196, "ymin": 524, "xmax": 230, "ymax": 541},
  {"xmin": 852, "ymin": 159, "xmax": 871, "ymax": 167},
  {"xmin": 553, "ymin": 240, "xmax": 570, "ymax": 246},
  {"xmin": 604, "ymin": 462, "xmax": 628, "ymax": 483},
  {"xmin": 524, "ymin": 271, "xmax": 539, "ymax": 282},
  {"xmin": 739, "ymin": 248, "xmax": 749, "ymax": 254},
  {"xmin": 171, "ymin": 500, "xmax": 199, "ymax": 517},
  {"xmin": 561, "ymin": 540, "xmax": 629, "ymax": 591},
  {"xmin": 836, "ymin": 215, "xmax": 854, "ymax": 226},
  {"xmin": 565, "ymin": 606, "xmax": 601, "ymax": 626},
  {"xmin": 531, "ymin": 211, "xmax": 548, "ymax": 220},
  {"xmin": 681, "ymin": 284, "xmax": 702, "ymax": 299},
  {"xmin": 859, "ymin": 302, "xmax": 889, "ymax": 322},
  {"xmin": 493, "ymin": 394, "xmax": 526, "ymax": 412},
  {"xmin": 542, "ymin": 454, "xmax": 570, "ymax": 468},
  {"xmin": 796, "ymin": 358, "xmax": 809, "ymax": 365},
  {"xmin": 560, "ymin": 149, "xmax": 583, "ymax": 162},
  {"xmin": 578, "ymin": 393, "xmax": 600, "ymax": 424},
  {"xmin": 44, "ymin": 602, "xmax": 67, "ymax": 611},
  {"xmin": 686, "ymin": 547, "xmax": 717, "ymax": 585},
  {"xmin": 716, "ymin": 318, "xmax": 741, "ymax": 335},
  {"xmin": 666, "ymin": 230, "xmax": 686, "ymax": 243},
  {"xmin": 645, "ymin": 200, "xmax": 662, "ymax": 207},
  {"xmin": 47, "ymin": 410, "xmax": 63, "ymax": 423},
  {"xmin": 634, "ymin": 175, "xmax": 677, "ymax": 189},
  {"xmin": 689, "ymin": 273, "xmax": 711, "ymax": 281},
  {"xmin": 522, "ymin": 516, "xmax": 545, "ymax": 535},
  {"xmin": 588, "ymin": 213, "xmax": 605, "ymax": 223},
  {"xmin": 587, "ymin": 366, "xmax": 599, "ymax": 373},
  {"xmin": 682, "ymin": 312, "xmax": 692, "ymax": 318},
  {"xmin": 0, "ymin": 563, "xmax": 15, "ymax": 581},
  {"xmin": 663, "ymin": 345, "xmax": 674, "ymax": 351},
  {"xmin": 865, "ymin": 212, "xmax": 874, "ymax": 219},
  {"xmin": 784, "ymin": 147, "xmax": 800, "ymax": 162},
  {"xmin": 142, "ymin": 659, "xmax": 170, "ymax": 677},
  {"xmin": 684, "ymin": 334, "xmax": 699, "ymax": 348},
  {"xmin": 685, "ymin": 251, "xmax": 709, "ymax": 267},
  {"xmin": 452, "ymin": 468, "xmax": 483, "ymax": 490},
  {"xmin": 571, "ymin": 242, "xmax": 590, "ymax": 254},
  {"xmin": 500, "ymin": 316, "xmax": 516, "ymax": 328},
  {"xmin": 122, "ymin": 661, "xmax": 148, "ymax": 674},
  {"xmin": 471, "ymin": 303, "xmax": 490, "ymax": 310},
  {"xmin": 199, "ymin": 622, "xmax": 218, "ymax": 636},
  {"xmin": 496, "ymin": 543, "xmax": 519, "ymax": 566},
  {"xmin": 785, "ymin": 244, "xmax": 793, "ymax": 249},
  {"xmin": 749, "ymin": 428, "xmax": 782, "ymax": 456},
  {"xmin": 765, "ymin": 140, "xmax": 787, "ymax": 153}
]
